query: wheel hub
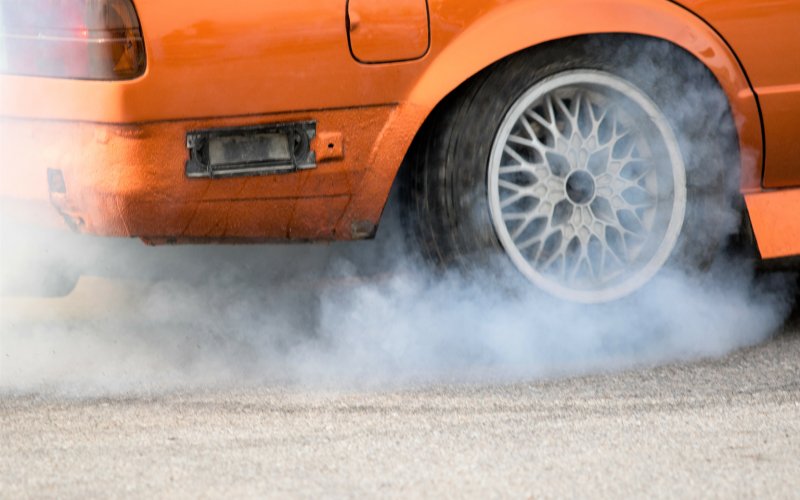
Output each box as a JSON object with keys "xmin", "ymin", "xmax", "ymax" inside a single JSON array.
[{"xmin": 565, "ymin": 171, "xmax": 595, "ymax": 205}]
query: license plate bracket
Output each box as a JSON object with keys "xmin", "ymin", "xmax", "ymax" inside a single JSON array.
[{"xmin": 185, "ymin": 121, "xmax": 316, "ymax": 179}]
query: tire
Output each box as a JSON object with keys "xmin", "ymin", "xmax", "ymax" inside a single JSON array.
[{"xmin": 401, "ymin": 36, "xmax": 740, "ymax": 303}]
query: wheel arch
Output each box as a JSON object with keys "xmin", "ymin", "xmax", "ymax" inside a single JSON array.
[
  {"xmin": 337, "ymin": 0, "xmax": 762, "ymax": 238},
  {"xmin": 407, "ymin": 0, "xmax": 761, "ymax": 189}
]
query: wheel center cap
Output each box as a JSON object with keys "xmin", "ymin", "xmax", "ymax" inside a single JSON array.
[{"xmin": 565, "ymin": 171, "xmax": 596, "ymax": 205}]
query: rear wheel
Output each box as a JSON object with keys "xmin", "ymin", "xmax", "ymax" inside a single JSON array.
[{"xmin": 402, "ymin": 37, "xmax": 739, "ymax": 303}]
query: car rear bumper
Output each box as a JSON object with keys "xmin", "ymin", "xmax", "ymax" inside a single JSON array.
[{"xmin": 0, "ymin": 107, "xmax": 393, "ymax": 242}]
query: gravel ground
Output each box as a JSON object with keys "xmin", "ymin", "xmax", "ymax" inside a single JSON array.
[{"xmin": 1, "ymin": 312, "xmax": 799, "ymax": 498}]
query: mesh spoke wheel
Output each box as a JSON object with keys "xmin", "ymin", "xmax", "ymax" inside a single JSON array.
[{"xmin": 488, "ymin": 70, "xmax": 687, "ymax": 302}]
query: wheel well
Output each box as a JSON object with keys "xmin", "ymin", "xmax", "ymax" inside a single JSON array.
[
  {"xmin": 409, "ymin": 33, "xmax": 735, "ymax": 164},
  {"xmin": 395, "ymin": 33, "xmax": 739, "ymax": 193},
  {"xmin": 389, "ymin": 32, "xmax": 745, "ymax": 255}
]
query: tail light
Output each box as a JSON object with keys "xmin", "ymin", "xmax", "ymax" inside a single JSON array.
[{"xmin": 0, "ymin": 0, "xmax": 146, "ymax": 80}]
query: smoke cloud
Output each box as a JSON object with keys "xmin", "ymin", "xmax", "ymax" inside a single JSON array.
[
  {"xmin": 0, "ymin": 36, "xmax": 797, "ymax": 397},
  {"xmin": 0, "ymin": 214, "xmax": 796, "ymax": 397}
]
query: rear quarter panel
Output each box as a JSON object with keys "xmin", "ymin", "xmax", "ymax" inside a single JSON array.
[
  {"xmin": 0, "ymin": 0, "xmax": 772, "ymax": 247},
  {"xmin": 674, "ymin": 0, "xmax": 800, "ymax": 188}
]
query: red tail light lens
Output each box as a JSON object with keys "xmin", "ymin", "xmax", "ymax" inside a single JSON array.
[{"xmin": 0, "ymin": 0, "xmax": 146, "ymax": 80}]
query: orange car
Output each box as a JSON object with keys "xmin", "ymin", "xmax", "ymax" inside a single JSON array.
[{"xmin": 1, "ymin": 0, "xmax": 799, "ymax": 301}]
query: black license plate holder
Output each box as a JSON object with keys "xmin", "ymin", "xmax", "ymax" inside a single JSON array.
[{"xmin": 185, "ymin": 121, "xmax": 316, "ymax": 179}]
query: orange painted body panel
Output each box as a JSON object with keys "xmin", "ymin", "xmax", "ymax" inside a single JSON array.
[
  {"xmin": 676, "ymin": 0, "xmax": 800, "ymax": 188},
  {"xmin": 0, "ymin": 106, "xmax": 393, "ymax": 240},
  {"xmin": 745, "ymin": 189, "xmax": 800, "ymax": 259},
  {"xmin": 1, "ymin": 0, "xmax": 419, "ymax": 122},
  {"xmin": 348, "ymin": 0, "xmax": 430, "ymax": 63},
  {"xmin": 758, "ymin": 86, "xmax": 800, "ymax": 188},
  {"xmin": 0, "ymin": 0, "xmax": 797, "ymax": 258}
]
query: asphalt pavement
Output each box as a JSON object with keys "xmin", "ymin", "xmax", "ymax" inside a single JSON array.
[{"xmin": 1, "ymin": 309, "xmax": 799, "ymax": 498}]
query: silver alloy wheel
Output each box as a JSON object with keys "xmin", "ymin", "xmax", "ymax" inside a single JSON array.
[{"xmin": 487, "ymin": 70, "xmax": 687, "ymax": 303}]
